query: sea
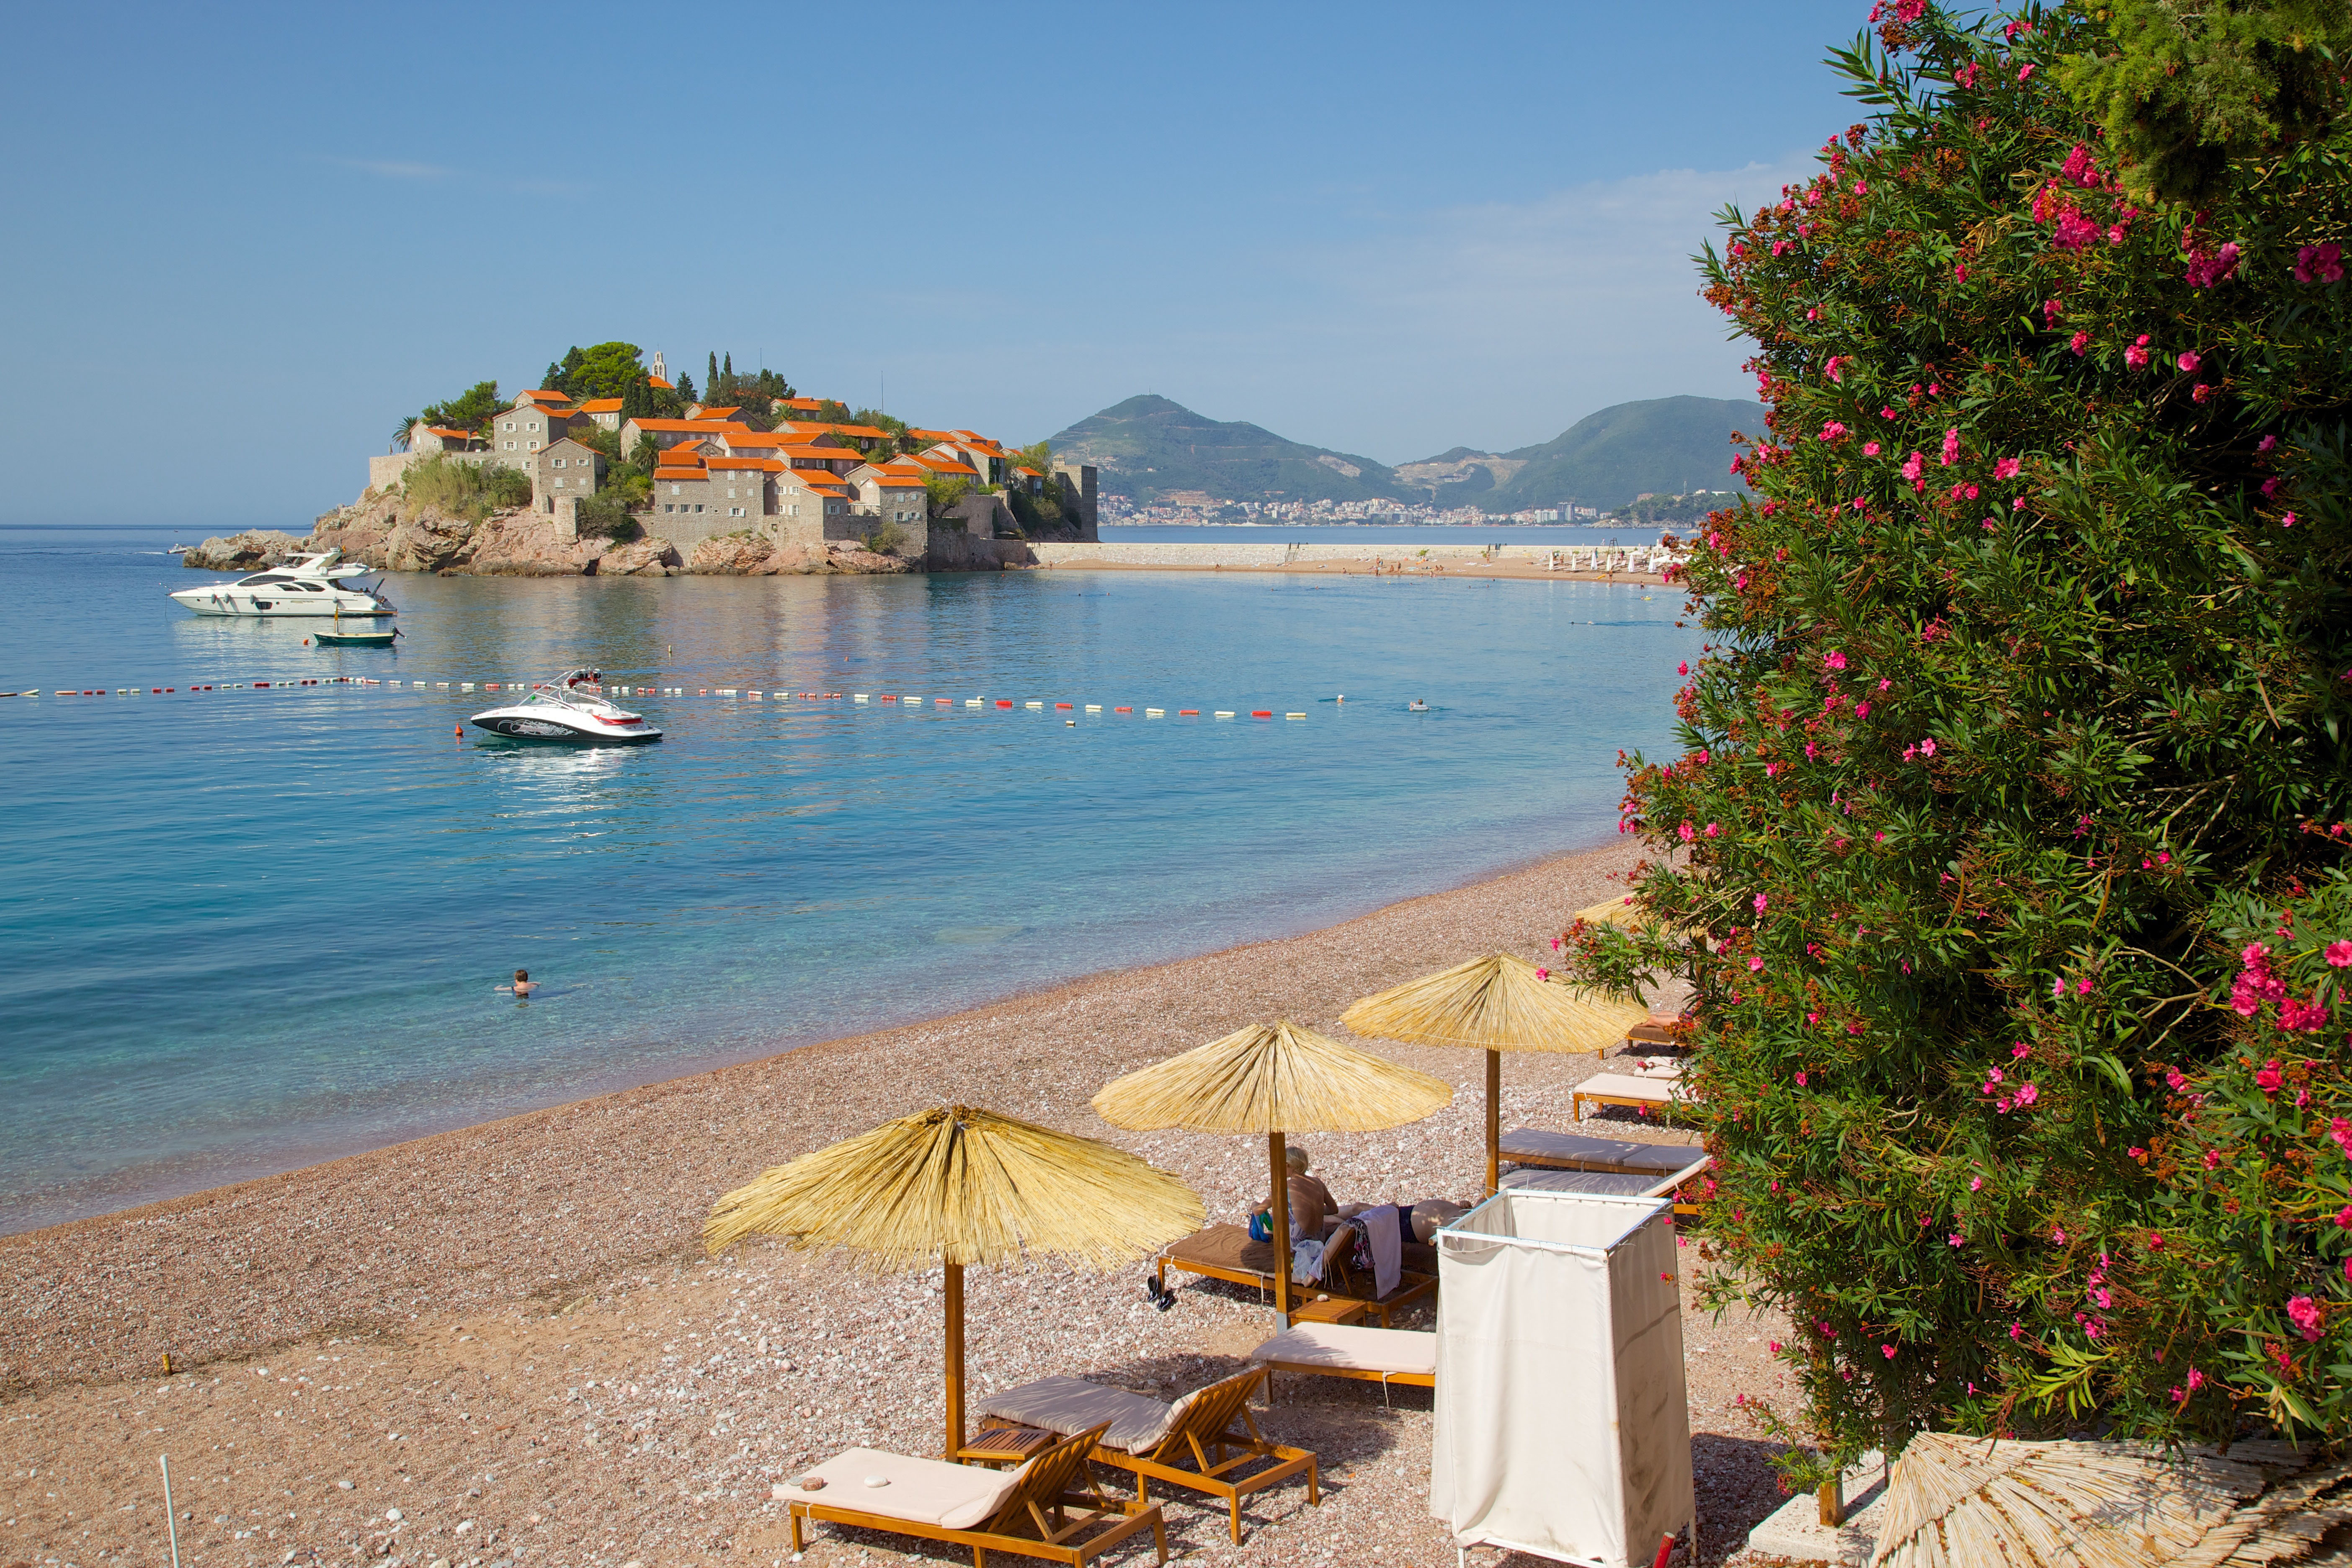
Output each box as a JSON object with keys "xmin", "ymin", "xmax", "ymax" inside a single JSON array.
[{"xmin": 0, "ymin": 524, "xmax": 1697, "ymax": 1233}]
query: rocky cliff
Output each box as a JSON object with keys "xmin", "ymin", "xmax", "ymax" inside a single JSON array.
[{"xmin": 184, "ymin": 488, "xmax": 926, "ymax": 578}]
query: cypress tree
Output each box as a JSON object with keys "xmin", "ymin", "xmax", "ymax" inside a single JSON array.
[{"xmin": 707, "ymin": 352, "xmax": 720, "ymax": 403}]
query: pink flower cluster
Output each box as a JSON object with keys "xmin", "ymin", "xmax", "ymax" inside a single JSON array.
[
  {"xmin": 2182, "ymin": 243, "xmax": 2241, "ymax": 288},
  {"xmin": 2124, "ymin": 334, "xmax": 2152, "ymax": 370},
  {"xmin": 2296, "ymin": 243, "xmax": 2345, "ymax": 284},
  {"xmin": 2290, "ymin": 1295, "xmax": 2323, "ymax": 1343}
]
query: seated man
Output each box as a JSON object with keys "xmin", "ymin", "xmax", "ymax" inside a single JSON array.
[{"xmin": 1255, "ymin": 1145, "xmax": 1340, "ymax": 1243}]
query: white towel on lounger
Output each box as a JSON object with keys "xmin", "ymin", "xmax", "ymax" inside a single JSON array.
[{"xmin": 1362, "ymin": 1204, "xmax": 1401, "ymax": 1298}]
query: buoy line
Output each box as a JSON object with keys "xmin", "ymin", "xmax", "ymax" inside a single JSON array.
[{"xmin": 7, "ymin": 678, "xmax": 1347, "ymax": 719}]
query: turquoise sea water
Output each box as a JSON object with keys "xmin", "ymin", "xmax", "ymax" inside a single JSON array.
[{"xmin": 0, "ymin": 526, "xmax": 1696, "ymax": 1232}]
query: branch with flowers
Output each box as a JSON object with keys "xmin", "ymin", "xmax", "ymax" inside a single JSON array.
[{"xmin": 1564, "ymin": 0, "xmax": 2352, "ymax": 1462}]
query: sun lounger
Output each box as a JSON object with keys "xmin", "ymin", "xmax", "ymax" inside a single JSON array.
[
  {"xmin": 1568, "ymin": 1071, "xmax": 1694, "ymax": 1122},
  {"xmin": 1248, "ymin": 1323, "xmax": 1435, "ymax": 1405},
  {"xmin": 779, "ymin": 1422, "xmax": 1166, "ymax": 1567},
  {"xmin": 1494, "ymin": 1127, "xmax": 1710, "ymax": 1215},
  {"xmin": 973, "ymin": 1367, "xmax": 1314, "ymax": 1544},
  {"xmin": 1153, "ymin": 1223, "xmax": 1435, "ymax": 1326}
]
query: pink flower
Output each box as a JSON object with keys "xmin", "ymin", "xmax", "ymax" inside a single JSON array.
[
  {"xmin": 2204, "ymin": 1148, "xmax": 2221, "ymax": 1170},
  {"xmin": 1954, "ymin": 262, "xmax": 1968, "ymax": 284},
  {"xmin": 1941, "ymin": 428, "xmax": 1961, "ymax": 466},
  {"xmin": 1855, "ymin": 701, "xmax": 1870, "ymax": 718},
  {"xmin": 1919, "ymin": 737, "xmax": 1937, "ymax": 757},
  {"xmin": 2010, "ymin": 1321, "xmax": 2024, "ymax": 1340},
  {"xmin": 1678, "ymin": 820, "xmax": 1696, "ymax": 843},
  {"xmin": 2015, "ymin": 1083, "xmax": 2040, "ymax": 1106},
  {"xmin": 2053, "ymin": 209, "xmax": 2100, "ymax": 250},
  {"xmin": 1970, "ymin": 1175, "xmax": 1984, "ymax": 1191},
  {"xmin": 1676, "ymin": 661, "xmax": 1688, "ymax": 675},
  {"xmin": 2060, "ymin": 144, "xmax": 2097, "ymax": 187},
  {"xmin": 2295, "ymin": 242, "xmax": 2345, "ymax": 284},
  {"xmin": 1994, "ymin": 457, "xmax": 2021, "ymax": 480},
  {"xmin": 1795, "ymin": 1070, "xmax": 1808, "ymax": 1087},
  {"xmin": 2125, "ymin": 335, "xmax": 2152, "ymax": 370},
  {"xmin": 2290, "ymin": 1295, "xmax": 2323, "ymax": 1342},
  {"xmin": 1534, "ymin": 967, "xmax": 1549, "ymax": 981},
  {"xmin": 2183, "ymin": 244, "xmax": 2241, "ymax": 288},
  {"xmin": 1825, "ymin": 650, "xmax": 1847, "ymax": 671},
  {"xmin": 2260, "ymin": 434, "xmax": 2279, "ymax": 453},
  {"xmin": 2325, "ymin": 940, "xmax": 2352, "ymax": 968},
  {"xmin": 2052, "ymin": 1227, "xmax": 2066, "ymax": 1244},
  {"xmin": 1819, "ymin": 421, "xmax": 1849, "ymax": 442},
  {"xmin": 1754, "ymin": 892, "xmax": 1769, "ymax": 913},
  {"xmin": 2177, "ymin": 350, "xmax": 2202, "ymax": 374},
  {"xmin": 1825, "ymin": 355, "xmax": 1848, "ymax": 382},
  {"xmin": 1704, "ymin": 822, "xmax": 1721, "ymax": 837},
  {"xmin": 2012, "ymin": 1041, "xmax": 2031, "ymax": 1059},
  {"xmin": 2076, "ymin": 977, "xmax": 2092, "ymax": 995},
  {"xmin": 1854, "ymin": 180, "xmax": 1869, "ymax": 196},
  {"xmin": 1882, "ymin": 1343, "xmax": 1898, "ymax": 1359},
  {"xmin": 1902, "ymin": 451, "xmax": 1925, "ymax": 487},
  {"xmin": 1767, "ymin": 1340, "xmax": 1782, "ymax": 1354},
  {"xmin": 1863, "ymin": 440, "xmax": 1882, "ymax": 456},
  {"xmin": 2279, "ymin": 994, "xmax": 2331, "ymax": 1032},
  {"xmin": 2070, "ymin": 329, "xmax": 2089, "ymax": 356},
  {"xmin": 2017, "ymin": 62, "xmax": 2035, "ymax": 81},
  {"xmin": 2283, "ymin": 512, "xmax": 2298, "ymax": 527},
  {"xmin": 1749, "ymin": 957, "xmax": 1765, "ymax": 973},
  {"xmin": 2256, "ymin": 1060, "xmax": 2284, "ymax": 1094}
]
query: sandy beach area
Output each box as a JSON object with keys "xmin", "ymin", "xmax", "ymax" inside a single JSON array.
[{"xmin": 0, "ymin": 841, "xmax": 1791, "ymax": 1568}]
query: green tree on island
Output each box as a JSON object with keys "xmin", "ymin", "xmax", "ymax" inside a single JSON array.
[
  {"xmin": 1562, "ymin": 0, "xmax": 2352, "ymax": 1469},
  {"xmin": 394, "ymin": 379, "xmax": 502, "ymax": 448}
]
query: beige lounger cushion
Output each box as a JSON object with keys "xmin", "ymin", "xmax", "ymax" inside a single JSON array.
[
  {"xmin": 973, "ymin": 1374, "xmax": 1202, "ymax": 1455},
  {"xmin": 1572, "ymin": 1071, "xmax": 1688, "ymax": 1105},
  {"xmin": 1249, "ymin": 1324, "xmax": 1436, "ymax": 1378},
  {"xmin": 1498, "ymin": 1168, "xmax": 1664, "ymax": 1197},
  {"xmin": 1495, "ymin": 1129, "xmax": 1702, "ymax": 1171},
  {"xmin": 776, "ymin": 1447, "xmax": 1025, "ymax": 1530}
]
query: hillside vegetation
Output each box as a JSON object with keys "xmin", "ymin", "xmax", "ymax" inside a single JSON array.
[{"xmin": 1043, "ymin": 395, "xmax": 1411, "ymax": 505}]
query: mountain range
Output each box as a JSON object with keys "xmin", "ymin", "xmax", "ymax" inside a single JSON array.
[{"xmin": 1042, "ymin": 393, "xmax": 1762, "ymax": 512}]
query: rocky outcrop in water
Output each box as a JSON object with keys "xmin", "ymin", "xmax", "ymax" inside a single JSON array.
[
  {"xmin": 195, "ymin": 486, "xmax": 936, "ymax": 577},
  {"xmin": 180, "ymin": 530, "xmax": 311, "ymax": 571}
]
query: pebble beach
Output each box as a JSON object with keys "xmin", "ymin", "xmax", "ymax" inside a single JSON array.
[{"xmin": 1, "ymin": 841, "xmax": 1794, "ymax": 1568}]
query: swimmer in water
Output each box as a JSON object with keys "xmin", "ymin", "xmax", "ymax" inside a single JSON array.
[{"xmin": 498, "ymin": 968, "xmax": 537, "ymax": 998}]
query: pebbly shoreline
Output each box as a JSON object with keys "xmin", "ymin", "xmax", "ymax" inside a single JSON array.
[{"xmin": 0, "ymin": 840, "xmax": 1793, "ymax": 1567}]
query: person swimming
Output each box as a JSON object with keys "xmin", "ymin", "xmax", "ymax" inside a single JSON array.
[{"xmin": 498, "ymin": 968, "xmax": 536, "ymax": 998}]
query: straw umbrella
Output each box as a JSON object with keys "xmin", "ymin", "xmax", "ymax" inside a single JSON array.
[
  {"xmin": 1091, "ymin": 1021, "xmax": 1452, "ymax": 1326},
  {"xmin": 1866, "ymin": 1431, "xmax": 2309, "ymax": 1567},
  {"xmin": 704, "ymin": 1104, "xmax": 1204, "ymax": 1460},
  {"xmin": 1341, "ymin": 952, "xmax": 1650, "ymax": 1197}
]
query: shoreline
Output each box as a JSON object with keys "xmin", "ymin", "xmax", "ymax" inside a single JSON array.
[
  {"xmin": 1, "ymin": 835, "xmax": 1649, "ymax": 1394},
  {"xmin": 0, "ymin": 833, "xmax": 1800, "ymax": 1568}
]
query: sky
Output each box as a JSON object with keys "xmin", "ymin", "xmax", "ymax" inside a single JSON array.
[{"xmin": 1, "ymin": 2, "xmax": 1873, "ymax": 526}]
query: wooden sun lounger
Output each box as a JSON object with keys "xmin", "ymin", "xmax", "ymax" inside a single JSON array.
[
  {"xmin": 1248, "ymin": 1323, "xmax": 1435, "ymax": 1406},
  {"xmin": 1494, "ymin": 1127, "xmax": 1710, "ymax": 1215},
  {"xmin": 974, "ymin": 1367, "xmax": 1315, "ymax": 1545},
  {"xmin": 1153, "ymin": 1223, "xmax": 1435, "ymax": 1326},
  {"xmin": 1568, "ymin": 1070, "xmax": 1695, "ymax": 1122},
  {"xmin": 781, "ymin": 1421, "xmax": 1166, "ymax": 1567}
]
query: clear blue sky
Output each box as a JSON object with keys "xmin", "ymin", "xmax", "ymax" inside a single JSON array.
[{"xmin": 1, "ymin": 2, "xmax": 1871, "ymax": 527}]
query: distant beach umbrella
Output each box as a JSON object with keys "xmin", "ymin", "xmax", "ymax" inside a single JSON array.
[
  {"xmin": 1867, "ymin": 1430, "xmax": 2334, "ymax": 1568},
  {"xmin": 1091, "ymin": 1021, "xmax": 1452, "ymax": 1326},
  {"xmin": 704, "ymin": 1104, "xmax": 1203, "ymax": 1460},
  {"xmin": 1341, "ymin": 952, "xmax": 1650, "ymax": 1194}
]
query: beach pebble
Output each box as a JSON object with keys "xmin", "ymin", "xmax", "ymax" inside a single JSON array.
[
  {"xmin": 384, "ymin": 1507, "xmax": 402, "ymax": 1522},
  {"xmin": 430, "ymin": 1560, "xmax": 449, "ymax": 1568},
  {"xmin": 336, "ymin": 1478, "xmax": 353, "ymax": 1490}
]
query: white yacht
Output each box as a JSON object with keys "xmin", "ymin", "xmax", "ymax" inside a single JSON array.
[
  {"xmin": 169, "ymin": 552, "xmax": 397, "ymax": 618},
  {"xmin": 468, "ymin": 670, "xmax": 662, "ymax": 745}
]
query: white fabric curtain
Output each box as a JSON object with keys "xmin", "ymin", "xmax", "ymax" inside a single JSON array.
[{"xmin": 1430, "ymin": 1191, "xmax": 1694, "ymax": 1566}]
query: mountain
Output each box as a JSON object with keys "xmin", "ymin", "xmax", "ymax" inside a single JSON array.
[
  {"xmin": 1482, "ymin": 395, "xmax": 1763, "ymax": 512},
  {"xmin": 1042, "ymin": 395, "xmax": 1412, "ymax": 506}
]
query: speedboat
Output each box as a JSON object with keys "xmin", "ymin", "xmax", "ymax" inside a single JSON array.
[
  {"xmin": 468, "ymin": 669, "xmax": 662, "ymax": 745},
  {"xmin": 170, "ymin": 551, "xmax": 397, "ymax": 618}
]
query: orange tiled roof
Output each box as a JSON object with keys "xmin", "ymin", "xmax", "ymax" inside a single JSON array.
[
  {"xmin": 518, "ymin": 389, "xmax": 572, "ymax": 405},
  {"xmin": 653, "ymin": 469, "xmax": 703, "ymax": 482},
  {"xmin": 648, "ymin": 376, "xmax": 673, "ymax": 390},
  {"xmin": 624, "ymin": 419, "xmax": 750, "ymax": 433},
  {"xmin": 906, "ymin": 428, "xmax": 958, "ymax": 442},
  {"xmin": 691, "ymin": 407, "xmax": 741, "ymax": 420},
  {"xmin": 423, "ymin": 426, "xmax": 479, "ymax": 441},
  {"xmin": 778, "ymin": 421, "xmax": 889, "ymax": 441},
  {"xmin": 578, "ymin": 398, "xmax": 624, "ymax": 413},
  {"xmin": 911, "ymin": 453, "xmax": 979, "ymax": 477},
  {"xmin": 781, "ymin": 397, "xmax": 826, "ymax": 410},
  {"xmin": 706, "ymin": 456, "xmax": 785, "ymax": 472},
  {"xmin": 1014, "ymin": 465, "xmax": 1042, "ymax": 477}
]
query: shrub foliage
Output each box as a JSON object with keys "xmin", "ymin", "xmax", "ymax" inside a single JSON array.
[{"xmin": 1567, "ymin": 1, "xmax": 2352, "ymax": 1459}]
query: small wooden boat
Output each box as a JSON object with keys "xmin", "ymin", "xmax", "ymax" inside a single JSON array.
[{"xmin": 313, "ymin": 626, "xmax": 399, "ymax": 647}]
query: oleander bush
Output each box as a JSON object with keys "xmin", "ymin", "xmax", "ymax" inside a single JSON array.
[{"xmin": 1563, "ymin": 0, "xmax": 2352, "ymax": 1462}]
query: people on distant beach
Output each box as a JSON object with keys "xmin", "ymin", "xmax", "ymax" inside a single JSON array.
[{"xmin": 498, "ymin": 968, "xmax": 536, "ymax": 998}]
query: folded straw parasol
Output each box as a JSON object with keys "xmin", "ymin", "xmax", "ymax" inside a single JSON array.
[
  {"xmin": 1866, "ymin": 1431, "xmax": 2344, "ymax": 1568},
  {"xmin": 1341, "ymin": 952, "xmax": 1650, "ymax": 1195},
  {"xmin": 1091, "ymin": 1021, "xmax": 1452, "ymax": 1325},
  {"xmin": 705, "ymin": 1104, "xmax": 1204, "ymax": 1459}
]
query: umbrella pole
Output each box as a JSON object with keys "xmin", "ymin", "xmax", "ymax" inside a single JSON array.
[
  {"xmin": 1269, "ymin": 1132, "xmax": 1291, "ymax": 1327},
  {"xmin": 1485, "ymin": 1048, "xmax": 1501, "ymax": 1197},
  {"xmin": 944, "ymin": 1261, "xmax": 965, "ymax": 1460}
]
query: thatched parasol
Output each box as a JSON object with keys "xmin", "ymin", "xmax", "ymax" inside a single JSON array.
[
  {"xmin": 1091, "ymin": 1021, "xmax": 1452, "ymax": 1326},
  {"xmin": 1866, "ymin": 1431, "xmax": 2346, "ymax": 1568},
  {"xmin": 1341, "ymin": 952, "xmax": 1650, "ymax": 1195},
  {"xmin": 705, "ymin": 1104, "xmax": 1204, "ymax": 1460}
]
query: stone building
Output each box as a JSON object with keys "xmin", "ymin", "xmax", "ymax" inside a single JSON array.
[
  {"xmin": 531, "ymin": 437, "xmax": 606, "ymax": 513},
  {"xmin": 494, "ymin": 394, "xmax": 585, "ymax": 471}
]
